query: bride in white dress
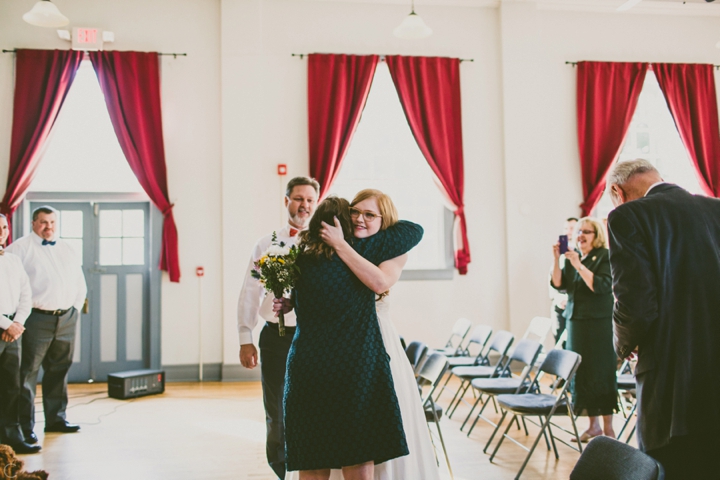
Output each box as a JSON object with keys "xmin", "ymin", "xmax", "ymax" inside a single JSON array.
[{"xmin": 284, "ymin": 189, "xmax": 440, "ymax": 480}]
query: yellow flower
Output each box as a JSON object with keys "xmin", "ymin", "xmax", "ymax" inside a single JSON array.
[
  {"xmin": 278, "ymin": 258, "xmax": 286, "ymax": 264},
  {"xmin": 259, "ymin": 256, "xmax": 267, "ymax": 265}
]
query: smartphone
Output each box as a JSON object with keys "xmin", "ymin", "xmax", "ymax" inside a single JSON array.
[{"xmin": 558, "ymin": 235, "xmax": 569, "ymax": 254}]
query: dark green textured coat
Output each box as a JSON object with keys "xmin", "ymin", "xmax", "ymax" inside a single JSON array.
[{"xmin": 553, "ymin": 247, "xmax": 614, "ymax": 322}]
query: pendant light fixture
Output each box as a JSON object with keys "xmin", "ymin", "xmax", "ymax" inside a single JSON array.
[
  {"xmin": 23, "ymin": 0, "xmax": 70, "ymax": 28},
  {"xmin": 393, "ymin": 0, "xmax": 432, "ymax": 40}
]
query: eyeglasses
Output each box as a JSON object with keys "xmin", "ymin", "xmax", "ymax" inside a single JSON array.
[
  {"xmin": 578, "ymin": 229, "xmax": 595, "ymax": 235},
  {"xmin": 350, "ymin": 208, "xmax": 382, "ymax": 222}
]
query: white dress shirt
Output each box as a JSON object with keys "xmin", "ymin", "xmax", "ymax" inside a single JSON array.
[
  {"xmin": 237, "ymin": 224, "xmax": 301, "ymax": 345},
  {"xmin": 6, "ymin": 232, "xmax": 87, "ymax": 312},
  {"xmin": 0, "ymin": 249, "xmax": 32, "ymax": 329},
  {"xmin": 645, "ymin": 181, "xmax": 667, "ymax": 196}
]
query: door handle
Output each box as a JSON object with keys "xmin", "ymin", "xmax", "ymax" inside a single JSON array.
[{"xmin": 82, "ymin": 298, "xmax": 89, "ymax": 315}]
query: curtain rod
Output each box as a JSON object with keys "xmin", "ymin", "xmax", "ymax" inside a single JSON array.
[
  {"xmin": 566, "ymin": 60, "xmax": 720, "ymax": 70},
  {"xmin": 2, "ymin": 49, "xmax": 187, "ymax": 57},
  {"xmin": 292, "ymin": 53, "xmax": 474, "ymax": 62}
]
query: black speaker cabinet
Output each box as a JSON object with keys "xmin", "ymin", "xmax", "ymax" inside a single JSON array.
[{"xmin": 108, "ymin": 369, "xmax": 165, "ymax": 400}]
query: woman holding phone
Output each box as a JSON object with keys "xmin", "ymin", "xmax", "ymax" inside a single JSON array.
[{"xmin": 551, "ymin": 216, "xmax": 617, "ymax": 442}]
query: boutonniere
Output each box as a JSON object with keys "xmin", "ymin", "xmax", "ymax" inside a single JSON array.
[{"xmin": 592, "ymin": 256, "xmax": 597, "ymax": 261}]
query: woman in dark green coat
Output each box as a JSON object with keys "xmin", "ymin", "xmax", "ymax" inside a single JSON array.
[{"xmin": 551, "ymin": 216, "xmax": 617, "ymax": 442}]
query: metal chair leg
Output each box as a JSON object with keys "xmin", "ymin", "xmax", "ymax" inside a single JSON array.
[
  {"xmin": 484, "ymin": 410, "xmax": 508, "ymax": 454},
  {"xmin": 489, "ymin": 412, "xmax": 516, "ymax": 461},
  {"xmin": 461, "ymin": 394, "xmax": 483, "ymax": 431},
  {"xmin": 514, "ymin": 415, "xmax": 551, "ymax": 480}
]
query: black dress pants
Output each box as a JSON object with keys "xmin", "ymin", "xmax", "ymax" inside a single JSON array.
[
  {"xmin": 19, "ymin": 308, "xmax": 78, "ymax": 433},
  {"xmin": 0, "ymin": 337, "xmax": 22, "ymax": 441},
  {"xmin": 646, "ymin": 434, "xmax": 716, "ymax": 480},
  {"xmin": 259, "ymin": 322, "xmax": 294, "ymax": 479}
]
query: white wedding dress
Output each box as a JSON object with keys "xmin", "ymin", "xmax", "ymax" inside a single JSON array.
[{"xmin": 285, "ymin": 298, "xmax": 441, "ymax": 480}]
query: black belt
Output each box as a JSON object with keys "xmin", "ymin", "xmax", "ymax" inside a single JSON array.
[
  {"xmin": 265, "ymin": 321, "xmax": 296, "ymax": 334},
  {"xmin": 32, "ymin": 308, "xmax": 71, "ymax": 317}
]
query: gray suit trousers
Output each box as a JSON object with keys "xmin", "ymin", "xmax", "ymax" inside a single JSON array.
[{"xmin": 20, "ymin": 308, "xmax": 78, "ymax": 432}]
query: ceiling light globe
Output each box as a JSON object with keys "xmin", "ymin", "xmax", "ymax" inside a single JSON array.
[
  {"xmin": 393, "ymin": 12, "xmax": 433, "ymax": 40},
  {"xmin": 23, "ymin": 0, "xmax": 70, "ymax": 28}
]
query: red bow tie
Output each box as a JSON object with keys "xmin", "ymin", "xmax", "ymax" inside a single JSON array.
[{"xmin": 289, "ymin": 228, "xmax": 299, "ymax": 237}]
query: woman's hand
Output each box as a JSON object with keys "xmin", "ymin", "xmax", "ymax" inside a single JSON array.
[
  {"xmin": 272, "ymin": 297, "xmax": 293, "ymax": 317},
  {"xmin": 552, "ymin": 242, "xmax": 561, "ymax": 261},
  {"xmin": 320, "ymin": 217, "xmax": 346, "ymax": 249},
  {"xmin": 565, "ymin": 250, "xmax": 583, "ymax": 270}
]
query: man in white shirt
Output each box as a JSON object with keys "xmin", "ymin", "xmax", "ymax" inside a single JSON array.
[
  {"xmin": 6, "ymin": 206, "xmax": 87, "ymax": 442},
  {"xmin": 0, "ymin": 214, "xmax": 41, "ymax": 454},
  {"xmin": 238, "ymin": 177, "xmax": 319, "ymax": 479}
]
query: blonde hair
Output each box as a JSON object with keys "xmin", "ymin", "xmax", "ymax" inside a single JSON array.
[
  {"xmin": 350, "ymin": 189, "xmax": 399, "ymax": 230},
  {"xmin": 576, "ymin": 217, "xmax": 607, "ymax": 249}
]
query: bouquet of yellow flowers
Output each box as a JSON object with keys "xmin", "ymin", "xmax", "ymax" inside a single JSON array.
[{"xmin": 251, "ymin": 233, "xmax": 301, "ymax": 336}]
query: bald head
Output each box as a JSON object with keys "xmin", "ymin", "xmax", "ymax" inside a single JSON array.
[{"xmin": 607, "ymin": 159, "xmax": 663, "ymax": 207}]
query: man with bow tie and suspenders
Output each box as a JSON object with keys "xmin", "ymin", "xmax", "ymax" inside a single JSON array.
[
  {"xmin": 6, "ymin": 206, "xmax": 87, "ymax": 445},
  {"xmin": 237, "ymin": 177, "xmax": 319, "ymax": 479}
]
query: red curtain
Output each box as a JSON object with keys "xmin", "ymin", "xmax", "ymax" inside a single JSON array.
[
  {"xmin": 577, "ymin": 61, "xmax": 648, "ymax": 216},
  {"xmin": 652, "ymin": 63, "xmax": 720, "ymax": 198},
  {"xmin": 89, "ymin": 51, "xmax": 180, "ymax": 282},
  {"xmin": 0, "ymin": 49, "xmax": 84, "ymax": 239},
  {"xmin": 386, "ymin": 55, "xmax": 470, "ymax": 274},
  {"xmin": 308, "ymin": 54, "xmax": 379, "ymax": 198}
]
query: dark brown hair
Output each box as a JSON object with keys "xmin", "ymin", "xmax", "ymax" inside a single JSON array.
[{"xmin": 299, "ymin": 196, "xmax": 353, "ymax": 259}]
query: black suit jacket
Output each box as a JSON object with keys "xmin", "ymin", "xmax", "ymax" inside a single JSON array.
[{"xmin": 608, "ymin": 183, "xmax": 720, "ymax": 452}]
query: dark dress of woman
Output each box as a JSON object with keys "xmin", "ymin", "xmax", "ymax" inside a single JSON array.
[
  {"xmin": 284, "ymin": 220, "xmax": 423, "ymax": 472},
  {"xmin": 553, "ymin": 247, "xmax": 617, "ymax": 416}
]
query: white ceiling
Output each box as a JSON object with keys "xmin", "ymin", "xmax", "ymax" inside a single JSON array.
[{"xmin": 307, "ymin": 0, "xmax": 720, "ymax": 16}]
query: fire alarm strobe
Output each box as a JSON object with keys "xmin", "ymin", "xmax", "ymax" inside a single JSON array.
[
  {"xmin": 277, "ymin": 164, "xmax": 288, "ymax": 176},
  {"xmin": 108, "ymin": 369, "xmax": 165, "ymax": 400},
  {"xmin": 196, "ymin": 266, "xmax": 205, "ymax": 277}
]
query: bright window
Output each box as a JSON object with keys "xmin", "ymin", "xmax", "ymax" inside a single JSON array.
[
  {"xmin": 329, "ymin": 62, "xmax": 453, "ymax": 272},
  {"xmin": 29, "ymin": 60, "xmax": 143, "ymax": 193},
  {"xmin": 593, "ymin": 71, "xmax": 705, "ymax": 219}
]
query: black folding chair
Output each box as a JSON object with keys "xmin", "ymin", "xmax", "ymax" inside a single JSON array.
[
  {"xmin": 446, "ymin": 330, "xmax": 515, "ymax": 418},
  {"xmin": 461, "ymin": 339, "xmax": 543, "ymax": 442},
  {"xmin": 616, "ymin": 372, "xmax": 637, "ymax": 443},
  {"xmin": 488, "ymin": 349, "xmax": 583, "ymax": 480},
  {"xmin": 417, "ymin": 352, "xmax": 454, "ymax": 480},
  {"xmin": 435, "ymin": 325, "xmax": 493, "ymax": 401},
  {"xmin": 405, "ymin": 340, "xmax": 429, "ymax": 374},
  {"xmin": 434, "ymin": 318, "xmax": 472, "ymax": 357},
  {"xmin": 570, "ymin": 436, "xmax": 665, "ymax": 480}
]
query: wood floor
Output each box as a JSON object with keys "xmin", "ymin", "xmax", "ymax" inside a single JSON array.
[{"xmin": 18, "ymin": 381, "xmax": 637, "ymax": 480}]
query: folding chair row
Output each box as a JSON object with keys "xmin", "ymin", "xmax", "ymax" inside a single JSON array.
[
  {"xmin": 433, "ymin": 318, "xmax": 472, "ymax": 357},
  {"xmin": 486, "ymin": 349, "xmax": 583, "ymax": 480},
  {"xmin": 461, "ymin": 338, "xmax": 544, "ymax": 438},
  {"xmin": 445, "ymin": 330, "xmax": 515, "ymax": 418}
]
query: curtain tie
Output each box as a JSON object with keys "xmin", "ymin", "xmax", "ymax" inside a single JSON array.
[{"xmin": 162, "ymin": 204, "xmax": 175, "ymax": 216}]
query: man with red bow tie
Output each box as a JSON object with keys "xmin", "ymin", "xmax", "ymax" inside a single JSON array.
[{"xmin": 237, "ymin": 176, "xmax": 319, "ymax": 479}]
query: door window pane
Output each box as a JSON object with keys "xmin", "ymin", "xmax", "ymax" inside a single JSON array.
[
  {"xmin": 126, "ymin": 274, "xmax": 144, "ymax": 361},
  {"xmin": 60, "ymin": 211, "xmax": 83, "ymax": 238},
  {"xmin": 64, "ymin": 239, "xmax": 84, "ymax": 265},
  {"xmin": 100, "ymin": 238, "xmax": 122, "ymax": 266},
  {"xmin": 122, "ymin": 210, "xmax": 145, "ymax": 237},
  {"xmin": 100, "ymin": 210, "xmax": 122, "ymax": 237},
  {"xmin": 100, "ymin": 274, "xmax": 118, "ymax": 363},
  {"xmin": 122, "ymin": 238, "xmax": 145, "ymax": 265}
]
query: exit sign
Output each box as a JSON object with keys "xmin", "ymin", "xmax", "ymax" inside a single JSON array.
[{"xmin": 72, "ymin": 27, "xmax": 103, "ymax": 51}]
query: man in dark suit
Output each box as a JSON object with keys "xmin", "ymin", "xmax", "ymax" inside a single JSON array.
[{"xmin": 606, "ymin": 159, "xmax": 720, "ymax": 479}]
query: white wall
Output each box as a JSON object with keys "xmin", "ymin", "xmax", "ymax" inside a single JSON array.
[
  {"xmin": 1, "ymin": 0, "xmax": 720, "ymax": 373},
  {"xmin": 0, "ymin": 0, "xmax": 223, "ymax": 367},
  {"xmin": 500, "ymin": 1, "xmax": 720, "ymax": 334},
  {"xmin": 219, "ymin": 0, "xmax": 508, "ymax": 368}
]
